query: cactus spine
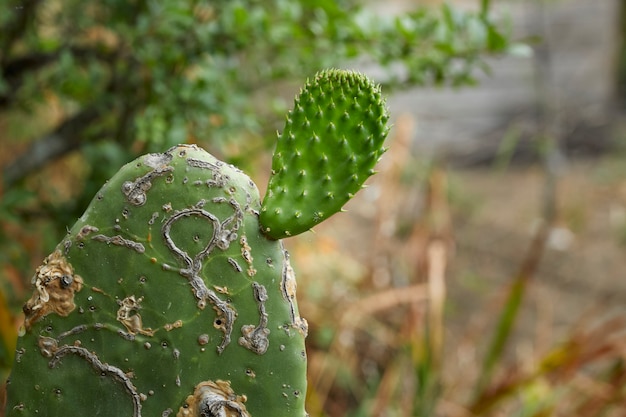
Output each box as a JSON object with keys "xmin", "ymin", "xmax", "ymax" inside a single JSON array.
[{"xmin": 4, "ymin": 69, "xmax": 389, "ymax": 416}]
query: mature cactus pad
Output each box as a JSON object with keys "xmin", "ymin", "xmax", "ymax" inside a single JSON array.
[
  {"xmin": 5, "ymin": 145, "xmax": 308, "ymax": 417},
  {"xmin": 260, "ymin": 69, "xmax": 389, "ymax": 239}
]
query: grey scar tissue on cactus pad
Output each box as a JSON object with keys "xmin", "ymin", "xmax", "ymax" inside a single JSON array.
[{"xmin": 4, "ymin": 69, "xmax": 389, "ymax": 417}]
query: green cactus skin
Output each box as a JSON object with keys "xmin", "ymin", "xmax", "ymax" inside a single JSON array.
[
  {"xmin": 4, "ymin": 145, "xmax": 308, "ymax": 417},
  {"xmin": 260, "ymin": 69, "xmax": 389, "ymax": 239}
]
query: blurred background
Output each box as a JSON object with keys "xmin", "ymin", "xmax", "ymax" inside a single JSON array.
[{"xmin": 2, "ymin": 0, "xmax": 626, "ymax": 415}]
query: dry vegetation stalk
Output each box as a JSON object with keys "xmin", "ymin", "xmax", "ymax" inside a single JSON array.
[{"xmin": 308, "ymin": 114, "xmax": 457, "ymax": 416}]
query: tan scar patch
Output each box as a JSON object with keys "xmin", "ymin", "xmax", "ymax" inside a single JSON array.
[
  {"xmin": 177, "ymin": 380, "xmax": 250, "ymax": 417},
  {"xmin": 116, "ymin": 295, "xmax": 155, "ymax": 336},
  {"xmin": 23, "ymin": 250, "xmax": 83, "ymax": 329}
]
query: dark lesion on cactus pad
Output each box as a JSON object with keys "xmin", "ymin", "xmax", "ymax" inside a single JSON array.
[
  {"xmin": 75, "ymin": 225, "xmax": 100, "ymax": 240},
  {"xmin": 37, "ymin": 335, "xmax": 143, "ymax": 417},
  {"xmin": 238, "ymin": 282, "xmax": 270, "ymax": 355},
  {"xmin": 279, "ymin": 248, "xmax": 307, "ymax": 337},
  {"xmin": 177, "ymin": 380, "xmax": 250, "ymax": 417},
  {"xmin": 23, "ymin": 250, "xmax": 84, "ymax": 330},
  {"xmin": 116, "ymin": 295, "xmax": 156, "ymax": 336},
  {"xmin": 122, "ymin": 164, "xmax": 174, "ymax": 207},
  {"xmin": 91, "ymin": 233, "xmax": 146, "ymax": 253},
  {"xmin": 239, "ymin": 236, "xmax": 256, "ymax": 277},
  {"xmin": 161, "ymin": 206, "xmax": 238, "ymax": 354}
]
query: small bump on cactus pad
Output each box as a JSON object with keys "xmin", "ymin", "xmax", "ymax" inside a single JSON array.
[
  {"xmin": 260, "ymin": 69, "xmax": 390, "ymax": 239},
  {"xmin": 5, "ymin": 145, "xmax": 308, "ymax": 417}
]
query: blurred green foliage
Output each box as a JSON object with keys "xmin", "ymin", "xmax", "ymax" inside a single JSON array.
[{"xmin": 0, "ymin": 0, "xmax": 510, "ymax": 378}]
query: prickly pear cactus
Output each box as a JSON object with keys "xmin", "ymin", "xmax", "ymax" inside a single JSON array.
[
  {"xmin": 4, "ymin": 69, "xmax": 389, "ymax": 417},
  {"xmin": 261, "ymin": 69, "xmax": 389, "ymax": 239},
  {"xmin": 4, "ymin": 145, "xmax": 308, "ymax": 417}
]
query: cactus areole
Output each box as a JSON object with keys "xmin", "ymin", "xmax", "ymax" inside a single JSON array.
[{"xmin": 4, "ymin": 69, "xmax": 389, "ymax": 416}]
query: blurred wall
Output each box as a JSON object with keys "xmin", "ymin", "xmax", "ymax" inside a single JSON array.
[{"xmin": 378, "ymin": 0, "xmax": 622, "ymax": 164}]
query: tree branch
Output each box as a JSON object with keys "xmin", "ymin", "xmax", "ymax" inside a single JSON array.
[
  {"xmin": 0, "ymin": 52, "xmax": 57, "ymax": 108},
  {"xmin": 3, "ymin": 107, "xmax": 102, "ymax": 187},
  {"xmin": 0, "ymin": 47, "xmax": 118, "ymax": 109}
]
